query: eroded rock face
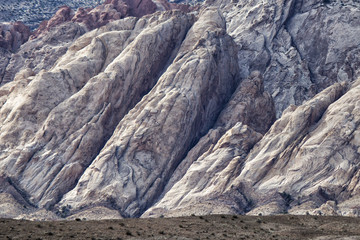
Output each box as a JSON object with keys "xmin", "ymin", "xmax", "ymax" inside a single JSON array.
[
  {"xmin": 0, "ymin": 22, "xmax": 31, "ymax": 84},
  {"xmin": 59, "ymin": 8, "xmax": 239, "ymax": 217},
  {"xmin": 30, "ymin": 0, "xmax": 197, "ymax": 40},
  {"xmin": 1, "ymin": 22, "xmax": 87, "ymax": 85},
  {"xmin": 0, "ymin": 22, "xmax": 31, "ymax": 52},
  {"xmin": 231, "ymin": 79, "xmax": 360, "ymax": 217},
  {"xmin": 1, "ymin": 0, "xmax": 360, "ymax": 220},
  {"xmin": 217, "ymin": 0, "xmax": 360, "ymax": 117},
  {"xmin": 0, "ymin": 10, "xmax": 195, "ymax": 214},
  {"xmin": 0, "ymin": 0, "xmax": 198, "ymax": 86},
  {"xmin": 143, "ymin": 72, "xmax": 275, "ymax": 217}
]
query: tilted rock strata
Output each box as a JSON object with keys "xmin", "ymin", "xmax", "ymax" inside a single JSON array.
[
  {"xmin": 0, "ymin": 11, "xmax": 195, "ymax": 213},
  {"xmin": 143, "ymin": 72, "xmax": 275, "ymax": 217},
  {"xmin": 233, "ymin": 79, "xmax": 360, "ymax": 217},
  {"xmin": 1, "ymin": 0, "xmax": 360, "ymax": 219},
  {"xmin": 0, "ymin": 22, "xmax": 87, "ymax": 86},
  {"xmin": 144, "ymin": 122, "xmax": 263, "ymax": 217},
  {"xmin": 0, "ymin": 0, "xmax": 198, "ymax": 86},
  {"xmin": 59, "ymin": 8, "xmax": 240, "ymax": 217},
  {"xmin": 217, "ymin": 0, "xmax": 360, "ymax": 117},
  {"xmin": 145, "ymin": 78, "xmax": 360, "ymax": 217}
]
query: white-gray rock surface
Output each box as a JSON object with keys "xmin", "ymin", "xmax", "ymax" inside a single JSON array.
[{"xmin": 1, "ymin": 0, "xmax": 360, "ymax": 219}]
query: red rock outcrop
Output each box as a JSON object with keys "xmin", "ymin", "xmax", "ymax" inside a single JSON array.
[
  {"xmin": 30, "ymin": 0, "xmax": 196, "ymax": 40},
  {"xmin": 30, "ymin": 6, "xmax": 74, "ymax": 40}
]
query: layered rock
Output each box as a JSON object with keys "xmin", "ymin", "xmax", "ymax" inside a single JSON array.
[
  {"xmin": 0, "ymin": 10, "xmax": 195, "ymax": 215},
  {"xmin": 144, "ymin": 72, "xmax": 275, "ymax": 217},
  {"xmin": 231, "ymin": 79, "xmax": 360, "ymax": 217},
  {"xmin": 1, "ymin": 0, "xmax": 360, "ymax": 220},
  {"xmin": 145, "ymin": 77, "xmax": 360, "ymax": 217},
  {"xmin": 0, "ymin": 22, "xmax": 87, "ymax": 85},
  {"xmin": 0, "ymin": 0, "xmax": 198, "ymax": 86},
  {"xmin": 217, "ymin": 0, "xmax": 360, "ymax": 116},
  {"xmin": 58, "ymin": 8, "xmax": 239, "ymax": 217}
]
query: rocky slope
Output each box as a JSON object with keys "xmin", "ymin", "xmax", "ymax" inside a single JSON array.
[
  {"xmin": 0, "ymin": 0, "xmax": 105, "ymax": 31},
  {"xmin": 0, "ymin": 0, "xmax": 360, "ymax": 219}
]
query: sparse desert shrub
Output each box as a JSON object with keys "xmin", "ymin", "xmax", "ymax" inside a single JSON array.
[
  {"xmin": 58, "ymin": 205, "xmax": 72, "ymax": 218},
  {"xmin": 280, "ymin": 192, "xmax": 293, "ymax": 207}
]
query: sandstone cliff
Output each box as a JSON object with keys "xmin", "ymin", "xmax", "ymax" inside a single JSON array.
[{"xmin": 1, "ymin": 0, "xmax": 360, "ymax": 219}]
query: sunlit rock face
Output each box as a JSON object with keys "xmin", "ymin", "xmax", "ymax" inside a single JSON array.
[{"xmin": 1, "ymin": 0, "xmax": 360, "ymax": 220}]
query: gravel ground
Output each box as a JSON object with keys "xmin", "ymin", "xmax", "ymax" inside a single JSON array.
[{"xmin": 1, "ymin": 215, "xmax": 360, "ymax": 239}]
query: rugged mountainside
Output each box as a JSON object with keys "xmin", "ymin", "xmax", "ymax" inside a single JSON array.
[
  {"xmin": 0, "ymin": 0, "xmax": 105, "ymax": 31},
  {"xmin": 0, "ymin": 0, "xmax": 360, "ymax": 220}
]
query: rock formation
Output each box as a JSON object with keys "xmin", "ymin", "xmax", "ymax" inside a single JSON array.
[
  {"xmin": 0, "ymin": 0, "xmax": 360, "ymax": 220},
  {"xmin": 0, "ymin": 22, "xmax": 31, "ymax": 85},
  {"xmin": 0, "ymin": 22, "xmax": 31, "ymax": 52},
  {"xmin": 0, "ymin": 0, "xmax": 198, "ymax": 86},
  {"xmin": 30, "ymin": 0, "xmax": 198, "ymax": 40}
]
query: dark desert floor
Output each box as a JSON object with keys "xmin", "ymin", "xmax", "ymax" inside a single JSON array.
[{"xmin": 1, "ymin": 215, "xmax": 360, "ymax": 239}]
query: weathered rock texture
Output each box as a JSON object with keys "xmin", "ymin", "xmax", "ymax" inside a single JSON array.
[
  {"xmin": 144, "ymin": 72, "xmax": 275, "ymax": 217},
  {"xmin": 0, "ymin": 22, "xmax": 31, "ymax": 85},
  {"xmin": 0, "ymin": 22, "xmax": 31, "ymax": 52},
  {"xmin": 1, "ymin": 0, "xmax": 360, "ymax": 220},
  {"xmin": 30, "ymin": 0, "xmax": 197, "ymax": 40},
  {"xmin": 0, "ymin": 0, "xmax": 198, "ymax": 86},
  {"xmin": 0, "ymin": 22, "xmax": 87, "ymax": 86}
]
